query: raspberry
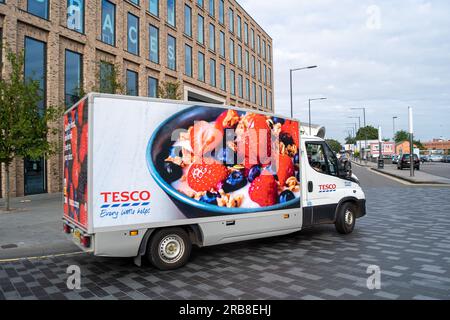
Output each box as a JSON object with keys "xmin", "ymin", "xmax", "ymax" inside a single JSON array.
[
  {"xmin": 215, "ymin": 110, "xmax": 239, "ymax": 132},
  {"xmin": 187, "ymin": 161, "xmax": 229, "ymax": 192},
  {"xmin": 249, "ymin": 174, "xmax": 278, "ymax": 207},
  {"xmin": 277, "ymin": 154, "xmax": 295, "ymax": 186},
  {"xmin": 281, "ymin": 120, "xmax": 299, "ymax": 147}
]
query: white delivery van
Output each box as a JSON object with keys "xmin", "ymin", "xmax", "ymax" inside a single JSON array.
[{"xmin": 63, "ymin": 93, "xmax": 366, "ymax": 270}]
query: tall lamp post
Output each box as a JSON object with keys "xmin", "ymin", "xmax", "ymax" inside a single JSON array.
[
  {"xmin": 349, "ymin": 116, "xmax": 361, "ymax": 164},
  {"xmin": 347, "ymin": 123, "xmax": 358, "ymax": 160},
  {"xmin": 351, "ymin": 107, "xmax": 367, "ymax": 163},
  {"xmin": 289, "ymin": 65, "xmax": 317, "ymax": 118},
  {"xmin": 408, "ymin": 107, "xmax": 414, "ymax": 177},
  {"xmin": 308, "ymin": 97, "xmax": 327, "ymax": 135},
  {"xmin": 392, "ymin": 116, "xmax": 398, "ymax": 141}
]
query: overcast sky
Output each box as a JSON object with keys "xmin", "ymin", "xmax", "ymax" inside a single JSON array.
[{"xmin": 240, "ymin": 0, "xmax": 450, "ymax": 143}]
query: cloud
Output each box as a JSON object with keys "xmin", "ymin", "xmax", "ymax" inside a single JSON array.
[{"xmin": 240, "ymin": 0, "xmax": 450, "ymax": 142}]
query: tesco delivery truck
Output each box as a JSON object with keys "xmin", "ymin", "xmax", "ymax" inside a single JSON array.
[{"xmin": 63, "ymin": 93, "xmax": 366, "ymax": 270}]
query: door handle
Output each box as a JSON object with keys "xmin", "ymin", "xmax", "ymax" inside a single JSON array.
[{"xmin": 308, "ymin": 181, "xmax": 313, "ymax": 193}]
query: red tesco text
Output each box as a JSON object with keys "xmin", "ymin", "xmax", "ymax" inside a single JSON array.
[
  {"xmin": 319, "ymin": 184, "xmax": 337, "ymax": 191},
  {"xmin": 100, "ymin": 191, "xmax": 151, "ymax": 203}
]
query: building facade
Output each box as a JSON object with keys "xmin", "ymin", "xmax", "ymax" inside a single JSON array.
[
  {"xmin": 0, "ymin": 0, "xmax": 274, "ymax": 198},
  {"xmin": 423, "ymin": 139, "xmax": 450, "ymax": 154}
]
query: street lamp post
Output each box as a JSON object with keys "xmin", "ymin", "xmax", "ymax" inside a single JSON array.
[
  {"xmin": 308, "ymin": 97, "xmax": 327, "ymax": 135},
  {"xmin": 408, "ymin": 107, "xmax": 414, "ymax": 177},
  {"xmin": 393, "ymin": 116, "xmax": 398, "ymax": 142},
  {"xmin": 351, "ymin": 107, "xmax": 367, "ymax": 163},
  {"xmin": 349, "ymin": 116, "xmax": 361, "ymax": 164},
  {"xmin": 289, "ymin": 65, "xmax": 317, "ymax": 118},
  {"xmin": 347, "ymin": 123, "xmax": 358, "ymax": 160}
]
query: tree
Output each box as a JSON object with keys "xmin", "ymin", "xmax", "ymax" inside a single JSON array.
[
  {"xmin": 326, "ymin": 139, "xmax": 343, "ymax": 154},
  {"xmin": 345, "ymin": 135, "xmax": 356, "ymax": 145},
  {"xmin": 356, "ymin": 126, "xmax": 379, "ymax": 140},
  {"xmin": 0, "ymin": 46, "xmax": 61, "ymax": 211},
  {"xmin": 158, "ymin": 81, "xmax": 182, "ymax": 100},
  {"xmin": 394, "ymin": 130, "xmax": 409, "ymax": 144}
]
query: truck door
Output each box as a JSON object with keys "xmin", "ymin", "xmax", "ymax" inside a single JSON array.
[{"xmin": 303, "ymin": 141, "xmax": 342, "ymax": 224}]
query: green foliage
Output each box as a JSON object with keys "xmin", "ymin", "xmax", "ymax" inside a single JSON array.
[
  {"xmin": 158, "ymin": 81, "xmax": 182, "ymax": 100},
  {"xmin": 0, "ymin": 46, "xmax": 61, "ymax": 165},
  {"xmin": 326, "ymin": 139, "xmax": 343, "ymax": 154},
  {"xmin": 356, "ymin": 125, "xmax": 379, "ymax": 140},
  {"xmin": 345, "ymin": 135, "xmax": 356, "ymax": 145},
  {"xmin": 394, "ymin": 130, "xmax": 410, "ymax": 143}
]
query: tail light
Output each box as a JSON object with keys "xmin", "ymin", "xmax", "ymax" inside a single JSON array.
[
  {"xmin": 63, "ymin": 223, "xmax": 71, "ymax": 234},
  {"xmin": 80, "ymin": 235, "xmax": 91, "ymax": 248}
]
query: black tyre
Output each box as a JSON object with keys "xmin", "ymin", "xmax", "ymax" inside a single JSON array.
[
  {"xmin": 335, "ymin": 202, "xmax": 356, "ymax": 235},
  {"xmin": 147, "ymin": 228, "xmax": 192, "ymax": 270}
]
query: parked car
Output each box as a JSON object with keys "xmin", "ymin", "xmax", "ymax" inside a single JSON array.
[
  {"xmin": 420, "ymin": 155, "xmax": 430, "ymax": 163},
  {"xmin": 397, "ymin": 154, "xmax": 420, "ymax": 170},
  {"xmin": 392, "ymin": 155, "xmax": 400, "ymax": 164},
  {"xmin": 429, "ymin": 155, "xmax": 444, "ymax": 162},
  {"xmin": 444, "ymin": 155, "xmax": 450, "ymax": 163}
]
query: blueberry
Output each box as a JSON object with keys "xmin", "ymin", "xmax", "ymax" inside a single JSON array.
[
  {"xmin": 199, "ymin": 192, "xmax": 219, "ymax": 205},
  {"xmin": 280, "ymin": 132, "xmax": 294, "ymax": 146},
  {"xmin": 279, "ymin": 190, "xmax": 295, "ymax": 203},
  {"xmin": 272, "ymin": 117, "xmax": 285, "ymax": 125},
  {"xmin": 215, "ymin": 147, "xmax": 237, "ymax": 165},
  {"xmin": 223, "ymin": 170, "xmax": 247, "ymax": 193},
  {"xmin": 161, "ymin": 162, "xmax": 183, "ymax": 183},
  {"xmin": 248, "ymin": 165, "xmax": 262, "ymax": 183},
  {"xmin": 294, "ymin": 153, "xmax": 300, "ymax": 167}
]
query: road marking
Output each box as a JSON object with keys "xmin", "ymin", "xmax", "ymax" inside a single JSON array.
[{"xmin": 0, "ymin": 251, "xmax": 87, "ymax": 263}]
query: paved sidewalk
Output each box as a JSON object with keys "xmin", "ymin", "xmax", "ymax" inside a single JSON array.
[
  {"xmin": 352, "ymin": 161, "xmax": 450, "ymax": 185},
  {"xmin": 0, "ymin": 193, "xmax": 80, "ymax": 260}
]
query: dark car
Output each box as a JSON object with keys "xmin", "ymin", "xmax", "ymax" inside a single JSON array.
[
  {"xmin": 397, "ymin": 154, "xmax": 420, "ymax": 170},
  {"xmin": 444, "ymin": 155, "xmax": 450, "ymax": 163}
]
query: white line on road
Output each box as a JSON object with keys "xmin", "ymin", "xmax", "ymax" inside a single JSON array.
[{"xmin": 0, "ymin": 251, "xmax": 87, "ymax": 264}]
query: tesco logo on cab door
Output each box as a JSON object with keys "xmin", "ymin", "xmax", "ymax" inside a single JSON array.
[{"xmin": 319, "ymin": 184, "xmax": 337, "ymax": 193}]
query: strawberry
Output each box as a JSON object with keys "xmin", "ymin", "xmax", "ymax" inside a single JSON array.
[
  {"xmin": 277, "ymin": 154, "xmax": 295, "ymax": 186},
  {"xmin": 190, "ymin": 121, "xmax": 223, "ymax": 156},
  {"xmin": 281, "ymin": 120, "xmax": 299, "ymax": 147},
  {"xmin": 237, "ymin": 114, "xmax": 272, "ymax": 165},
  {"xmin": 249, "ymin": 173, "xmax": 278, "ymax": 207},
  {"xmin": 215, "ymin": 110, "xmax": 239, "ymax": 132},
  {"xmin": 187, "ymin": 160, "xmax": 229, "ymax": 192},
  {"xmin": 79, "ymin": 124, "xmax": 88, "ymax": 164},
  {"xmin": 72, "ymin": 158, "xmax": 80, "ymax": 189}
]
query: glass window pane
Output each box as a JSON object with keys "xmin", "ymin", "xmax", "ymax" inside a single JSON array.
[
  {"xmin": 209, "ymin": 58, "xmax": 216, "ymax": 87},
  {"xmin": 27, "ymin": 0, "xmax": 49, "ymax": 19},
  {"xmin": 250, "ymin": 29, "xmax": 254, "ymax": 49},
  {"xmin": 237, "ymin": 45, "xmax": 242, "ymax": 68},
  {"xmin": 167, "ymin": 35, "xmax": 176, "ymax": 70},
  {"xmin": 185, "ymin": 44, "xmax": 192, "ymax": 77},
  {"xmin": 219, "ymin": 31, "xmax": 225, "ymax": 57},
  {"xmin": 197, "ymin": 15, "xmax": 204, "ymax": 44},
  {"xmin": 130, "ymin": 0, "xmax": 139, "ymax": 5},
  {"xmin": 167, "ymin": 0, "xmax": 176, "ymax": 27},
  {"xmin": 218, "ymin": 0, "xmax": 224, "ymax": 24},
  {"xmin": 230, "ymin": 69, "xmax": 235, "ymax": 95},
  {"xmin": 238, "ymin": 75, "xmax": 243, "ymax": 98},
  {"xmin": 198, "ymin": 52, "xmax": 205, "ymax": 82},
  {"xmin": 101, "ymin": 0, "xmax": 115, "ymax": 45},
  {"xmin": 127, "ymin": 13, "xmax": 139, "ymax": 55},
  {"xmin": 65, "ymin": 50, "xmax": 82, "ymax": 107},
  {"xmin": 126, "ymin": 70, "xmax": 138, "ymax": 96},
  {"xmin": 229, "ymin": 39, "xmax": 234, "ymax": 64},
  {"xmin": 67, "ymin": 0, "xmax": 84, "ymax": 33},
  {"xmin": 149, "ymin": 0, "xmax": 159, "ymax": 16},
  {"xmin": 209, "ymin": 24, "xmax": 215, "ymax": 51},
  {"xmin": 209, "ymin": 0, "xmax": 215, "ymax": 17},
  {"xmin": 24, "ymin": 37, "xmax": 46, "ymax": 112},
  {"xmin": 148, "ymin": 77, "xmax": 158, "ymax": 97},
  {"xmin": 228, "ymin": 8, "xmax": 234, "ymax": 33},
  {"xmin": 99, "ymin": 62, "xmax": 113, "ymax": 93},
  {"xmin": 197, "ymin": 0, "xmax": 203, "ymax": 7},
  {"xmin": 184, "ymin": 5, "xmax": 192, "ymax": 36},
  {"xmin": 220, "ymin": 64, "xmax": 226, "ymax": 91},
  {"xmin": 245, "ymin": 79, "xmax": 250, "ymax": 101},
  {"xmin": 244, "ymin": 23, "xmax": 248, "ymax": 44},
  {"xmin": 149, "ymin": 25, "xmax": 159, "ymax": 63},
  {"xmin": 237, "ymin": 16, "xmax": 241, "ymax": 38}
]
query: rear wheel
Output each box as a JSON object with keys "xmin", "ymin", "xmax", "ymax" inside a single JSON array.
[
  {"xmin": 335, "ymin": 202, "xmax": 356, "ymax": 234},
  {"xmin": 147, "ymin": 228, "xmax": 192, "ymax": 270}
]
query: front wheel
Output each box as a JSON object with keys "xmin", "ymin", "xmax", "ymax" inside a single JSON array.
[
  {"xmin": 335, "ymin": 202, "xmax": 356, "ymax": 234},
  {"xmin": 147, "ymin": 228, "xmax": 192, "ymax": 270}
]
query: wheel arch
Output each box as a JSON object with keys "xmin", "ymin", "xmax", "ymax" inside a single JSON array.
[{"xmin": 334, "ymin": 197, "xmax": 361, "ymax": 221}]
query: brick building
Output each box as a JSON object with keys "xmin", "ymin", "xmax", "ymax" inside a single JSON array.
[
  {"xmin": 0, "ymin": 0, "xmax": 274, "ymax": 198},
  {"xmin": 423, "ymin": 139, "xmax": 450, "ymax": 154}
]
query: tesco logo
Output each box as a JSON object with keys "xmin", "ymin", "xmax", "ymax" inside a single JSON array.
[
  {"xmin": 100, "ymin": 191, "xmax": 151, "ymax": 203},
  {"xmin": 319, "ymin": 184, "xmax": 337, "ymax": 191}
]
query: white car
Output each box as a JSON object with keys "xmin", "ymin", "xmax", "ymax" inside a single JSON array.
[{"xmin": 429, "ymin": 155, "xmax": 444, "ymax": 162}]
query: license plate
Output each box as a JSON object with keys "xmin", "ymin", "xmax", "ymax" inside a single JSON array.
[{"xmin": 73, "ymin": 229, "xmax": 81, "ymax": 243}]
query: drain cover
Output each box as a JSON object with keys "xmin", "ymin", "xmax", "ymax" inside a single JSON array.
[{"xmin": 1, "ymin": 244, "xmax": 18, "ymax": 249}]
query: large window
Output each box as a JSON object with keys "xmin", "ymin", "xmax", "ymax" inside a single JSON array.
[
  {"xmin": 149, "ymin": 0, "xmax": 159, "ymax": 16},
  {"xmin": 257, "ymin": 35, "xmax": 261, "ymax": 55},
  {"xmin": 250, "ymin": 28, "xmax": 255, "ymax": 50},
  {"xmin": 262, "ymin": 40, "xmax": 266, "ymax": 60},
  {"xmin": 218, "ymin": 0, "xmax": 224, "ymax": 24},
  {"xmin": 198, "ymin": 52, "xmax": 205, "ymax": 82},
  {"xmin": 65, "ymin": 50, "xmax": 82, "ymax": 107},
  {"xmin": 220, "ymin": 64, "xmax": 226, "ymax": 91},
  {"xmin": 237, "ymin": 15, "xmax": 242, "ymax": 39},
  {"xmin": 209, "ymin": 58, "xmax": 216, "ymax": 87},
  {"xmin": 264, "ymin": 89, "xmax": 267, "ymax": 108},
  {"xmin": 237, "ymin": 45, "xmax": 242, "ymax": 69},
  {"xmin": 268, "ymin": 44, "xmax": 271, "ymax": 63},
  {"xmin": 252, "ymin": 82, "xmax": 256, "ymax": 103},
  {"xmin": 184, "ymin": 5, "xmax": 192, "ymax": 37},
  {"xmin": 197, "ymin": 0, "xmax": 203, "ymax": 7},
  {"xmin": 24, "ymin": 37, "xmax": 46, "ymax": 111},
  {"xmin": 230, "ymin": 69, "xmax": 235, "ymax": 96},
  {"xmin": 229, "ymin": 39, "xmax": 234, "ymax": 64},
  {"xmin": 263, "ymin": 65, "xmax": 267, "ymax": 84},
  {"xmin": 99, "ymin": 62, "xmax": 113, "ymax": 93},
  {"xmin": 129, "ymin": 0, "xmax": 139, "ymax": 5},
  {"xmin": 228, "ymin": 8, "xmax": 234, "ymax": 33},
  {"xmin": 185, "ymin": 44, "xmax": 192, "ymax": 77},
  {"xmin": 67, "ymin": 0, "xmax": 84, "ymax": 33},
  {"xmin": 209, "ymin": 0, "xmax": 215, "ymax": 17},
  {"xmin": 238, "ymin": 74, "xmax": 243, "ymax": 98},
  {"xmin": 259, "ymin": 85, "xmax": 262, "ymax": 106},
  {"xmin": 127, "ymin": 13, "xmax": 139, "ymax": 55},
  {"xmin": 126, "ymin": 70, "xmax": 138, "ymax": 96},
  {"xmin": 167, "ymin": 0, "xmax": 176, "ymax": 27},
  {"xmin": 149, "ymin": 25, "xmax": 159, "ymax": 63},
  {"xmin": 251, "ymin": 55, "xmax": 255, "ymax": 77},
  {"xmin": 209, "ymin": 24, "xmax": 215, "ymax": 51},
  {"xmin": 167, "ymin": 35, "xmax": 176, "ymax": 70},
  {"xmin": 258, "ymin": 60, "xmax": 262, "ymax": 81},
  {"xmin": 148, "ymin": 77, "xmax": 158, "ymax": 97},
  {"xmin": 244, "ymin": 23, "xmax": 248, "ymax": 44},
  {"xmin": 27, "ymin": 0, "xmax": 49, "ymax": 20},
  {"xmin": 245, "ymin": 78, "xmax": 250, "ymax": 101},
  {"xmin": 101, "ymin": 0, "xmax": 115, "ymax": 46},
  {"xmin": 219, "ymin": 31, "xmax": 225, "ymax": 58},
  {"xmin": 197, "ymin": 15, "xmax": 204, "ymax": 44},
  {"xmin": 245, "ymin": 50, "xmax": 249, "ymax": 73}
]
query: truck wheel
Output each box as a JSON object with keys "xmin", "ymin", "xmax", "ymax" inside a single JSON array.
[
  {"xmin": 147, "ymin": 228, "xmax": 192, "ymax": 270},
  {"xmin": 335, "ymin": 202, "xmax": 356, "ymax": 235}
]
